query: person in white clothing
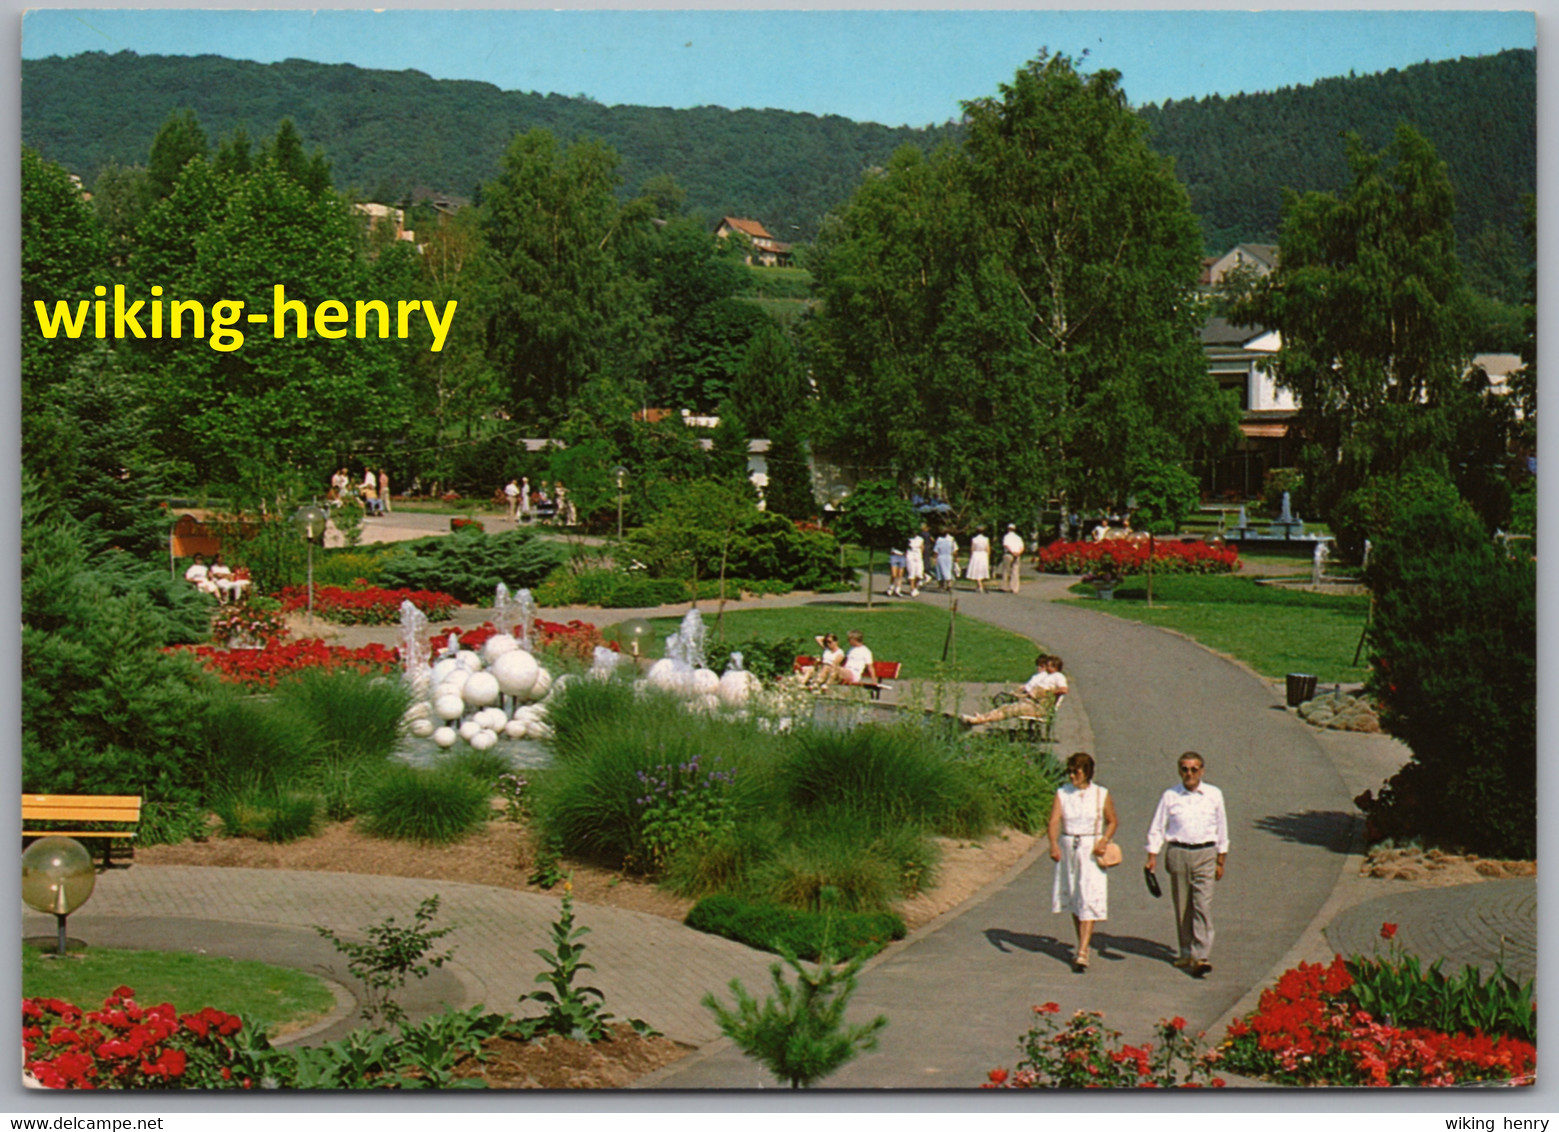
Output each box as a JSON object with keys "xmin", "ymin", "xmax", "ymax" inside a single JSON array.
[
  {"xmin": 504, "ymin": 479, "xmax": 520, "ymax": 521},
  {"xmin": 813, "ymin": 630, "xmax": 874, "ymax": 688},
  {"xmin": 1144, "ymin": 752, "xmax": 1230, "ymax": 977},
  {"xmin": 183, "ymin": 555, "xmax": 219, "ymax": 598},
  {"xmin": 519, "ymin": 477, "xmax": 531, "ymax": 520},
  {"xmin": 904, "ymin": 531, "xmax": 927, "ymax": 596},
  {"xmin": 966, "ymin": 529, "xmax": 991, "ymax": 593},
  {"xmin": 962, "ymin": 655, "xmax": 1065, "ymax": 725},
  {"xmin": 1001, "ymin": 524, "xmax": 1026, "ymax": 593},
  {"xmin": 1048, "ymin": 752, "xmax": 1117, "ymax": 971},
  {"xmin": 803, "ymin": 633, "xmax": 846, "ymax": 688}
]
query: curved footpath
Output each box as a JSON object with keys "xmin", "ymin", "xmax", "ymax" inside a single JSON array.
[
  {"xmin": 31, "ymin": 559, "xmax": 1534, "ymax": 1088},
  {"xmin": 647, "ymin": 574, "xmax": 1357, "ymax": 1087}
]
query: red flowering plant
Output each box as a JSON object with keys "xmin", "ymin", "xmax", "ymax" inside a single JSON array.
[
  {"xmin": 1036, "ymin": 540, "xmax": 1240, "ymax": 578},
  {"xmin": 171, "ymin": 640, "xmax": 401, "ymax": 688},
  {"xmin": 1214, "ymin": 948, "xmax": 1536, "ymax": 1086},
  {"xmin": 24, "ymin": 987, "xmax": 266, "ymax": 1089},
  {"xmin": 209, "ymin": 599, "xmax": 289, "ymax": 647},
  {"xmin": 450, "ymin": 518, "xmax": 485, "ymax": 533},
  {"xmin": 277, "ymin": 585, "xmax": 460, "ymax": 626},
  {"xmin": 984, "ymin": 1003, "xmax": 1225, "ymax": 1089}
]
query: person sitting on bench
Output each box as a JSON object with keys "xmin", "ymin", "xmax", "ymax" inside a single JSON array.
[
  {"xmin": 812, "ymin": 630, "xmax": 875, "ymax": 689},
  {"xmin": 803, "ymin": 633, "xmax": 846, "ymax": 688},
  {"xmin": 962, "ymin": 654, "xmax": 1066, "ymax": 725}
]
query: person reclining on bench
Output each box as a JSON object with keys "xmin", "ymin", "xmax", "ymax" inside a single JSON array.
[
  {"xmin": 811, "ymin": 630, "xmax": 875, "ymax": 690},
  {"xmin": 962, "ymin": 654, "xmax": 1066, "ymax": 725}
]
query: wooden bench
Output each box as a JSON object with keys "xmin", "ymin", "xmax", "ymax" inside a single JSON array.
[
  {"xmin": 23, "ymin": 794, "xmax": 142, "ymax": 868},
  {"xmin": 793, "ymin": 657, "xmax": 902, "ymax": 700}
]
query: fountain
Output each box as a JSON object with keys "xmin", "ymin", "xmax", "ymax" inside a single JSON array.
[
  {"xmin": 1227, "ymin": 491, "xmax": 1324, "ymax": 546},
  {"xmin": 492, "ymin": 583, "xmax": 516, "ymax": 637},
  {"xmin": 514, "ymin": 588, "xmax": 537, "ymax": 651},
  {"xmin": 398, "ymin": 600, "xmax": 433, "ymax": 695}
]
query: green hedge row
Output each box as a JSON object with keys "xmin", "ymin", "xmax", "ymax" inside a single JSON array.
[
  {"xmin": 533, "ymin": 569, "xmax": 797, "ymax": 609},
  {"xmin": 685, "ymin": 894, "xmax": 906, "ymax": 963}
]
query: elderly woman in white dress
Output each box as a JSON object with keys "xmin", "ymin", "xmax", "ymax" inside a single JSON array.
[
  {"xmin": 1047, "ymin": 751, "xmax": 1118, "ymax": 972},
  {"xmin": 966, "ymin": 529, "xmax": 991, "ymax": 594}
]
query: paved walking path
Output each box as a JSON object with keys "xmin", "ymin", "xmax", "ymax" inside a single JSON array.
[{"xmin": 35, "ymin": 559, "xmax": 1534, "ymax": 1087}]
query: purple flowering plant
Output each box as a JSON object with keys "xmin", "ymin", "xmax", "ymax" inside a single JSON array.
[{"xmin": 633, "ymin": 753, "xmax": 737, "ymax": 874}]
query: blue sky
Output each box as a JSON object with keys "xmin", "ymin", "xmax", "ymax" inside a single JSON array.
[{"xmin": 21, "ymin": 8, "xmax": 1536, "ymax": 128}]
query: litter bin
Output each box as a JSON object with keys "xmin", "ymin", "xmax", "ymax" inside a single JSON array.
[{"xmin": 1285, "ymin": 673, "xmax": 1318, "ymax": 708}]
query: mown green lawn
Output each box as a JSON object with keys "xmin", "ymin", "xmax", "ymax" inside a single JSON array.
[
  {"xmin": 23, "ymin": 946, "xmax": 336, "ymax": 1037},
  {"xmin": 645, "ymin": 600, "xmax": 1041, "ymax": 684},
  {"xmin": 1065, "ymin": 574, "xmax": 1372, "ymax": 684}
]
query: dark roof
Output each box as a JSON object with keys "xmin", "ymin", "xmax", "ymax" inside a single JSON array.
[{"xmin": 1200, "ymin": 317, "xmax": 1270, "ymax": 347}]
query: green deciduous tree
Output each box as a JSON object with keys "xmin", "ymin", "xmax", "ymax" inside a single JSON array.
[
  {"xmin": 147, "ymin": 108, "xmax": 209, "ymax": 198},
  {"xmin": 1237, "ymin": 125, "xmax": 1517, "ymax": 559},
  {"xmin": 810, "ymin": 54, "xmax": 1235, "ymax": 522},
  {"xmin": 832, "ymin": 480, "xmax": 918, "ymax": 608}
]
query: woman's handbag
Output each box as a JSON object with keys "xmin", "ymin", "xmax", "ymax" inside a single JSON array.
[{"xmin": 1095, "ymin": 788, "xmax": 1122, "ymax": 867}]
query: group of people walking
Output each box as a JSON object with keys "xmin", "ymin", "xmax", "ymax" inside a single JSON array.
[
  {"xmin": 886, "ymin": 524, "xmax": 1027, "ymax": 597},
  {"xmin": 1048, "ymin": 750, "xmax": 1229, "ymax": 977}
]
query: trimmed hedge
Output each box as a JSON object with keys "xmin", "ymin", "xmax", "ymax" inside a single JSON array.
[
  {"xmin": 533, "ymin": 568, "xmax": 796, "ymax": 609},
  {"xmin": 685, "ymin": 894, "xmax": 906, "ymax": 963}
]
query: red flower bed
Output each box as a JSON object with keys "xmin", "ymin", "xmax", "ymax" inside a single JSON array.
[
  {"xmin": 437, "ymin": 619, "xmax": 620, "ymax": 663},
  {"xmin": 1216, "ymin": 956, "xmax": 1536, "ymax": 1086},
  {"xmin": 25, "ymin": 987, "xmax": 255, "ymax": 1089},
  {"xmin": 171, "ymin": 639, "xmax": 401, "ymax": 688},
  {"xmin": 1036, "ymin": 539, "xmax": 1240, "ymax": 577},
  {"xmin": 277, "ymin": 585, "xmax": 459, "ymax": 626}
]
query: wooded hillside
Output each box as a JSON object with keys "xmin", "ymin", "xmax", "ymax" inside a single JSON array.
[{"xmin": 23, "ymin": 47, "xmax": 1534, "ymax": 255}]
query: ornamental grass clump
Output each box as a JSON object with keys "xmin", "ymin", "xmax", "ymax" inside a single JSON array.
[
  {"xmin": 212, "ymin": 787, "xmax": 320, "ymax": 844},
  {"xmin": 357, "ymin": 764, "xmax": 491, "ymax": 846}
]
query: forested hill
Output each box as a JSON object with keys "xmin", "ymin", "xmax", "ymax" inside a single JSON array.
[
  {"xmin": 23, "ymin": 48, "xmax": 1534, "ymax": 251},
  {"xmin": 21, "ymin": 50, "xmax": 961, "ymax": 241},
  {"xmin": 1141, "ymin": 48, "xmax": 1535, "ymax": 253}
]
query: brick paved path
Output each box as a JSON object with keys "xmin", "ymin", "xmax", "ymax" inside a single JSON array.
[
  {"xmin": 1324, "ymin": 878, "xmax": 1537, "ymax": 985},
  {"xmin": 22, "ymin": 868, "xmax": 777, "ymax": 1047}
]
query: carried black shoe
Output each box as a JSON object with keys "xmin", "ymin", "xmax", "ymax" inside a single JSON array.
[{"xmin": 1190, "ymin": 961, "xmax": 1212, "ymax": 978}]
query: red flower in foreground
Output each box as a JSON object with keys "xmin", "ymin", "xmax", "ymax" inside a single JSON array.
[
  {"xmin": 1380, "ymin": 922, "xmax": 1399, "ymax": 941},
  {"xmin": 1036, "ymin": 1002, "xmax": 1062, "ymax": 1015},
  {"xmin": 988, "ymin": 1067, "xmax": 1009, "ymax": 1085}
]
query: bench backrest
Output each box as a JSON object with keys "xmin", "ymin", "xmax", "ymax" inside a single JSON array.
[
  {"xmin": 872, "ymin": 661, "xmax": 901, "ymax": 680},
  {"xmin": 23, "ymin": 795, "xmax": 143, "ymax": 824}
]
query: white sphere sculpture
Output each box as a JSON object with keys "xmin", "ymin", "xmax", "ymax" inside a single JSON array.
[
  {"xmin": 491, "ymin": 650, "xmax": 539, "ymax": 697},
  {"xmin": 431, "ymin": 658, "xmax": 460, "ymax": 686},
  {"xmin": 719, "ymin": 669, "xmax": 758, "ymax": 707},
  {"xmin": 409, "ymin": 718, "xmax": 436, "ymax": 738},
  {"xmin": 455, "ymin": 649, "xmax": 483, "ymax": 672},
  {"xmin": 503, "ymin": 719, "xmax": 528, "ymax": 739},
  {"xmin": 440, "ymin": 667, "xmax": 471, "ymax": 692},
  {"xmin": 433, "ymin": 693, "xmax": 466, "ymax": 721},
  {"xmin": 470, "ymin": 729, "xmax": 498, "ymax": 751},
  {"xmin": 530, "ymin": 668, "xmax": 553, "ymax": 701},
  {"xmin": 462, "ymin": 670, "xmax": 501, "ymax": 707},
  {"xmin": 432, "ymin": 726, "xmax": 457, "ymax": 748},
  {"xmin": 458, "ymin": 720, "xmax": 481, "ymax": 741},
  {"xmin": 482, "ymin": 634, "xmax": 519, "ymax": 662},
  {"xmin": 691, "ymin": 668, "xmax": 720, "ymax": 696},
  {"xmin": 403, "ymin": 701, "xmax": 431, "ymax": 722}
]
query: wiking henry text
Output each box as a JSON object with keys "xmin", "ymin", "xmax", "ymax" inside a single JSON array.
[{"xmin": 33, "ymin": 284, "xmax": 458, "ymax": 353}]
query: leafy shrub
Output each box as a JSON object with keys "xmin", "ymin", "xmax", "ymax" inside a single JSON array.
[
  {"xmin": 536, "ymin": 569, "xmax": 800, "ymax": 608},
  {"xmin": 357, "ymin": 764, "xmax": 491, "ymax": 845},
  {"xmin": 1359, "ymin": 493, "xmax": 1535, "ymax": 857},
  {"xmin": 377, "ymin": 527, "xmax": 563, "ymax": 604},
  {"xmin": 686, "ymin": 895, "xmax": 905, "ymax": 963},
  {"xmin": 311, "ymin": 549, "xmax": 390, "ymax": 589},
  {"xmin": 988, "ymin": 1006, "xmax": 1222, "ymax": 1089},
  {"xmin": 212, "ymin": 787, "xmax": 320, "ymax": 843},
  {"xmin": 706, "ymin": 635, "xmax": 809, "ymax": 683}
]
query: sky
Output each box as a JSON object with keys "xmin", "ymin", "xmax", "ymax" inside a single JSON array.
[{"xmin": 20, "ymin": 8, "xmax": 1536, "ymax": 128}]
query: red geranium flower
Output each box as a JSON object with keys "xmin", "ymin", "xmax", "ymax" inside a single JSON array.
[{"xmin": 1380, "ymin": 922, "xmax": 1398, "ymax": 940}]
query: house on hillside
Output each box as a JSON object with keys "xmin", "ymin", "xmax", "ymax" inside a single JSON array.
[
  {"xmin": 1201, "ymin": 243, "xmax": 1279, "ymax": 289},
  {"xmin": 714, "ymin": 217, "xmax": 793, "ymax": 267},
  {"xmin": 354, "ymin": 202, "xmax": 416, "ymax": 243}
]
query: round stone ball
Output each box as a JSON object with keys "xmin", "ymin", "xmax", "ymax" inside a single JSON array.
[
  {"xmin": 455, "ymin": 649, "xmax": 484, "ymax": 672},
  {"xmin": 432, "ymin": 726, "xmax": 458, "ymax": 748},
  {"xmin": 458, "ymin": 720, "xmax": 481, "ymax": 741},
  {"xmin": 470, "ymin": 729, "xmax": 498, "ymax": 751},
  {"xmin": 491, "ymin": 650, "xmax": 540, "ymax": 697},
  {"xmin": 433, "ymin": 693, "xmax": 466, "ymax": 721},
  {"xmin": 482, "ymin": 634, "xmax": 519, "ymax": 663},
  {"xmin": 691, "ymin": 668, "xmax": 720, "ymax": 696},
  {"xmin": 530, "ymin": 668, "xmax": 553, "ymax": 701},
  {"xmin": 462, "ymin": 671, "xmax": 501, "ymax": 707},
  {"xmin": 719, "ymin": 669, "xmax": 757, "ymax": 707},
  {"xmin": 409, "ymin": 718, "xmax": 436, "ymax": 738},
  {"xmin": 431, "ymin": 658, "xmax": 460, "ymax": 686},
  {"xmin": 504, "ymin": 719, "xmax": 528, "ymax": 739}
]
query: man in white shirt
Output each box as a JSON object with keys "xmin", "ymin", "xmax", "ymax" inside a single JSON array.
[
  {"xmin": 961, "ymin": 654, "xmax": 1066, "ymax": 725},
  {"xmin": 1001, "ymin": 524, "xmax": 1026, "ymax": 593},
  {"xmin": 813, "ymin": 630, "xmax": 875, "ymax": 688},
  {"xmin": 504, "ymin": 479, "xmax": 520, "ymax": 521},
  {"xmin": 1144, "ymin": 752, "xmax": 1229, "ymax": 977}
]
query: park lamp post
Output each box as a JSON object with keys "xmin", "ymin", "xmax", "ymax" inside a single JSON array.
[
  {"xmin": 22, "ymin": 837, "xmax": 96, "ymax": 957},
  {"xmin": 290, "ymin": 500, "xmax": 330, "ymax": 626},
  {"xmin": 614, "ymin": 466, "xmax": 628, "ymax": 539}
]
